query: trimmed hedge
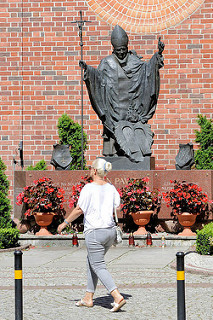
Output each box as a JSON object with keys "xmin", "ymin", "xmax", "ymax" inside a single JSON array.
[
  {"xmin": 196, "ymin": 222, "xmax": 213, "ymax": 255},
  {"xmin": 0, "ymin": 228, "xmax": 20, "ymax": 249}
]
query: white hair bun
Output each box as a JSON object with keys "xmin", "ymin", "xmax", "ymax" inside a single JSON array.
[{"xmin": 105, "ymin": 161, "xmax": 112, "ymax": 172}]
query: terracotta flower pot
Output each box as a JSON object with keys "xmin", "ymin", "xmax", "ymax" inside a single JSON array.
[
  {"xmin": 34, "ymin": 212, "xmax": 54, "ymax": 236},
  {"xmin": 177, "ymin": 212, "xmax": 197, "ymax": 236},
  {"xmin": 130, "ymin": 210, "xmax": 153, "ymax": 235}
]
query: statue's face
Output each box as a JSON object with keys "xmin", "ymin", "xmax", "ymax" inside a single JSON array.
[{"xmin": 113, "ymin": 46, "xmax": 128, "ymax": 60}]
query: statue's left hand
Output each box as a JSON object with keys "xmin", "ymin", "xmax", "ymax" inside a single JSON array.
[
  {"xmin": 79, "ymin": 60, "xmax": 87, "ymax": 70},
  {"xmin": 158, "ymin": 37, "xmax": 165, "ymax": 55}
]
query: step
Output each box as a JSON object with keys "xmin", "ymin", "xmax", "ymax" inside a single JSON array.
[{"xmin": 19, "ymin": 233, "xmax": 196, "ymax": 248}]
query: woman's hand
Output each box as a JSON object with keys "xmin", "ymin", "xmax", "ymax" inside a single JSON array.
[
  {"xmin": 57, "ymin": 206, "xmax": 83, "ymax": 234},
  {"xmin": 57, "ymin": 222, "xmax": 67, "ymax": 234}
]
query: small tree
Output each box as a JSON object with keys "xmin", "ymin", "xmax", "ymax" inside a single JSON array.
[
  {"xmin": 26, "ymin": 159, "xmax": 47, "ymax": 171},
  {"xmin": 0, "ymin": 157, "xmax": 12, "ymax": 228},
  {"xmin": 57, "ymin": 113, "xmax": 88, "ymax": 170},
  {"xmin": 194, "ymin": 115, "xmax": 213, "ymax": 170}
]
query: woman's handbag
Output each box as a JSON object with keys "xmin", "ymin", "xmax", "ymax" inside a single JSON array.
[{"xmin": 114, "ymin": 207, "xmax": 123, "ymax": 245}]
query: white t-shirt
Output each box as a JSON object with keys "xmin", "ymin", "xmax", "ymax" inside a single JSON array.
[{"xmin": 77, "ymin": 182, "xmax": 120, "ymax": 233}]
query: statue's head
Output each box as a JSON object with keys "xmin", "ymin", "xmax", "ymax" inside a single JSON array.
[{"xmin": 111, "ymin": 25, "xmax": 128, "ymax": 60}]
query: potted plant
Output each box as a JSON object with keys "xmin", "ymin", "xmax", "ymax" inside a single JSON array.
[
  {"xmin": 68, "ymin": 175, "xmax": 92, "ymax": 232},
  {"xmin": 16, "ymin": 177, "xmax": 65, "ymax": 235},
  {"xmin": 69, "ymin": 175, "xmax": 92, "ymax": 208},
  {"xmin": 119, "ymin": 177, "xmax": 161, "ymax": 235},
  {"xmin": 162, "ymin": 180, "xmax": 209, "ymax": 236}
]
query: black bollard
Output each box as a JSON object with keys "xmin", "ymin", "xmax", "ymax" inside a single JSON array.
[
  {"xmin": 14, "ymin": 250, "xmax": 23, "ymax": 320},
  {"xmin": 176, "ymin": 252, "xmax": 186, "ymax": 320}
]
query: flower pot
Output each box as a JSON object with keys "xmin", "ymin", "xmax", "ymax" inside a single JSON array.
[
  {"xmin": 34, "ymin": 213, "xmax": 54, "ymax": 236},
  {"xmin": 130, "ymin": 211, "xmax": 153, "ymax": 235},
  {"xmin": 177, "ymin": 212, "xmax": 197, "ymax": 236}
]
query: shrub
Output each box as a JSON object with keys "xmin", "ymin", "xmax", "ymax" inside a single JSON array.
[
  {"xmin": 196, "ymin": 222, "xmax": 213, "ymax": 255},
  {"xmin": 0, "ymin": 228, "xmax": 19, "ymax": 249},
  {"xmin": 26, "ymin": 159, "xmax": 47, "ymax": 171},
  {"xmin": 57, "ymin": 113, "xmax": 88, "ymax": 170},
  {"xmin": 194, "ymin": 115, "xmax": 213, "ymax": 170},
  {"xmin": 0, "ymin": 157, "xmax": 12, "ymax": 228},
  {"xmin": 0, "ymin": 157, "xmax": 20, "ymax": 249}
]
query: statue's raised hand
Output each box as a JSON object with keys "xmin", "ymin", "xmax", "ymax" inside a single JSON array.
[
  {"xmin": 79, "ymin": 60, "xmax": 87, "ymax": 70},
  {"xmin": 158, "ymin": 37, "xmax": 165, "ymax": 55}
]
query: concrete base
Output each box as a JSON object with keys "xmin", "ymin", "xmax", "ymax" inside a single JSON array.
[{"xmin": 19, "ymin": 233, "xmax": 196, "ymax": 248}]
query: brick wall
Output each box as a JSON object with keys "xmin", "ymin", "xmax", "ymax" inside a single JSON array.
[{"xmin": 0, "ymin": 0, "xmax": 212, "ymax": 205}]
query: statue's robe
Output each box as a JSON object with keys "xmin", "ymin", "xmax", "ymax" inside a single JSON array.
[{"xmin": 84, "ymin": 51, "xmax": 164, "ymax": 162}]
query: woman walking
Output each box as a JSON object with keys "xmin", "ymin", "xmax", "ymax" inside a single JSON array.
[{"xmin": 57, "ymin": 158, "xmax": 126, "ymax": 312}]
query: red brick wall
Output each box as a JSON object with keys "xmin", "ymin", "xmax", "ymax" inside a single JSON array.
[{"xmin": 0, "ymin": 0, "xmax": 212, "ymax": 205}]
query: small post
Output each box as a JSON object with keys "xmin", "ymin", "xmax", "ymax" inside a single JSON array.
[
  {"xmin": 176, "ymin": 252, "xmax": 186, "ymax": 320},
  {"xmin": 14, "ymin": 250, "xmax": 23, "ymax": 320}
]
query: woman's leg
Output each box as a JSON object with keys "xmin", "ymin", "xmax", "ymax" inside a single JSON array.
[
  {"xmin": 76, "ymin": 253, "xmax": 97, "ymax": 307},
  {"xmin": 85, "ymin": 228, "xmax": 117, "ymax": 293},
  {"xmin": 86, "ymin": 255, "xmax": 98, "ymax": 292},
  {"xmin": 84, "ymin": 228, "xmax": 126, "ymax": 311}
]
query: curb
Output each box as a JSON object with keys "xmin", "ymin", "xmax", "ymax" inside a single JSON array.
[
  {"xmin": 170, "ymin": 250, "xmax": 213, "ymax": 276},
  {"xmin": 0, "ymin": 244, "xmax": 31, "ymax": 253}
]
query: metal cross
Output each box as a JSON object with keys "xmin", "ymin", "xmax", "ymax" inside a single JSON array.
[{"xmin": 72, "ymin": 11, "xmax": 91, "ymax": 169}]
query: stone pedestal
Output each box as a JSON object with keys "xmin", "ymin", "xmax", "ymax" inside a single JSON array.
[{"xmin": 103, "ymin": 156, "xmax": 155, "ymax": 170}]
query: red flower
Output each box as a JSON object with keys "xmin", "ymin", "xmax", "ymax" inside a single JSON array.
[
  {"xmin": 16, "ymin": 177, "xmax": 65, "ymax": 216},
  {"xmin": 162, "ymin": 180, "xmax": 209, "ymax": 215},
  {"xmin": 119, "ymin": 177, "xmax": 161, "ymax": 214},
  {"xmin": 68, "ymin": 175, "xmax": 93, "ymax": 208}
]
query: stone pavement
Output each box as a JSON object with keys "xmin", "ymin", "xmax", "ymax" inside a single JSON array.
[{"xmin": 0, "ymin": 245, "xmax": 212, "ymax": 320}]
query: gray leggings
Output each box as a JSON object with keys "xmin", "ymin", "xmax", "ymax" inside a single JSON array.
[{"xmin": 85, "ymin": 228, "xmax": 117, "ymax": 293}]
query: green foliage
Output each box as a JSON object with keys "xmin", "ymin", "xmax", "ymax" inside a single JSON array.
[
  {"xmin": 196, "ymin": 222, "xmax": 213, "ymax": 255},
  {"xmin": 0, "ymin": 157, "xmax": 12, "ymax": 228},
  {"xmin": 26, "ymin": 159, "xmax": 47, "ymax": 171},
  {"xmin": 194, "ymin": 115, "xmax": 213, "ymax": 170},
  {"xmin": 57, "ymin": 113, "xmax": 88, "ymax": 170},
  {"xmin": 0, "ymin": 228, "xmax": 19, "ymax": 249}
]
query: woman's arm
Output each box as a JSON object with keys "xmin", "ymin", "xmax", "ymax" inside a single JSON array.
[{"xmin": 57, "ymin": 205, "xmax": 83, "ymax": 234}]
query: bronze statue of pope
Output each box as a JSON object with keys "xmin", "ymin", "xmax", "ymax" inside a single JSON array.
[{"xmin": 80, "ymin": 25, "xmax": 165, "ymax": 162}]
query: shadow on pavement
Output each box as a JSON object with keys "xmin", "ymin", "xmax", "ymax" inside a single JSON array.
[{"xmin": 93, "ymin": 292, "xmax": 132, "ymax": 310}]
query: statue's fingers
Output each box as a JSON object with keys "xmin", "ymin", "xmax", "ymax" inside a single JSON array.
[{"xmin": 158, "ymin": 36, "xmax": 161, "ymax": 42}]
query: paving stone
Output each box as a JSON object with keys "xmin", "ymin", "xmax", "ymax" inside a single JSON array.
[{"xmin": 0, "ymin": 246, "xmax": 212, "ymax": 319}]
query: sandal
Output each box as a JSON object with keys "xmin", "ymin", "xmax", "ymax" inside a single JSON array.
[
  {"xmin": 110, "ymin": 299, "xmax": 126, "ymax": 312},
  {"xmin": 75, "ymin": 299, "xmax": 93, "ymax": 308}
]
